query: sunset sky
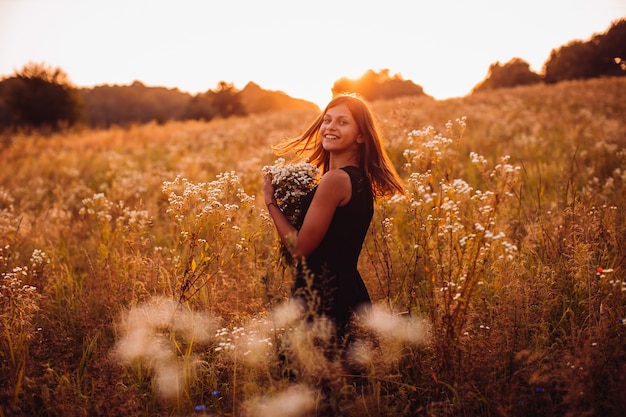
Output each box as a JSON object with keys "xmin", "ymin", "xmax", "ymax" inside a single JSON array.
[{"xmin": 1, "ymin": 0, "xmax": 625, "ymax": 108}]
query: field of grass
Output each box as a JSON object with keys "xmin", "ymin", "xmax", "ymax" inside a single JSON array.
[{"xmin": 1, "ymin": 77, "xmax": 625, "ymax": 416}]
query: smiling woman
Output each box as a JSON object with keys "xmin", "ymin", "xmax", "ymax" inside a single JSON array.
[
  {"xmin": 0, "ymin": 0, "xmax": 624, "ymax": 106},
  {"xmin": 262, "ymin": 94, "xmax": 404, "ymax": 385}
]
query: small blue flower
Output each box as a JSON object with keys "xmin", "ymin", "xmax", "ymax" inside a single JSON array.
[
  {"xmin": 194, "ymin": 404, "xmax": 206, "ymax": 411},
  {"xmin": 211, "ymin": 390, "xmax": 220, "ymax": 396},
  {"xmin": 535, "ymin": 387, "xmax": 545, "ymax": 394}
]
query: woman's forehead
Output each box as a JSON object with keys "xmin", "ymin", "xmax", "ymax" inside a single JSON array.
[{"xmin": 324, "ymin": 103, "xmax": 353, "ymax": 118}]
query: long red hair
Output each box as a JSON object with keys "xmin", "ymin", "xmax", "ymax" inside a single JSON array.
[{"xmin": 273, "ymin": 94, "xmax": 404, "ymax": 197}]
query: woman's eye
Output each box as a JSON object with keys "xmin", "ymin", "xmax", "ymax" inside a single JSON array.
[{"xmin": 322, "ymin": 118, "xmax": 349, "ymax": 125}]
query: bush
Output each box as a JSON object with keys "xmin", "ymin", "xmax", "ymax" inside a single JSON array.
[{"xmin": 3, "ymin": 62, "xmax": 83, "ymax": 129}]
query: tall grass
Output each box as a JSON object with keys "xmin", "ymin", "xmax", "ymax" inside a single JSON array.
[{"xmin": 0, "ymin": 78, "xmax": 625, "ymax": 416}]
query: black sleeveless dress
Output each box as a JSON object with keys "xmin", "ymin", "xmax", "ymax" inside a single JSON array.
[{"xmin": 293, "ymin": 166, "xmax": 374, "ymax": 335}]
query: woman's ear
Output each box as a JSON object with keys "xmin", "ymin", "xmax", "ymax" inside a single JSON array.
[{"xmin": 356, "ymin": 134, "xmax": 365, "ymax": 144}]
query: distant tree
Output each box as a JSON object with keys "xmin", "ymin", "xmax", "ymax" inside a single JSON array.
[
  {"xmin": 543, "ymin": 40, "xmax": 598, "ymax": 83},
  {"xmin": 543, "ymin": 18, "xmax": 626, "ymax": 83},
  {"xmin": 238, "ymin": 82, "xmax": 319, "ymax": 113},
  {"xmin": 182, "ymin": 94, "xmax": 217, "ymax": 121},
  {"xmin": 0, "ymin": 78, "xmax": 19, "ymax": 129},
  {"xmin": 332, "ymin": 69, "xmax": 427, "ymax": 101},
  {"xmin": 4, "ymin": 62, "xmax": 83, "ymax": 129},
  {"xmin": 472, "ymin": 58, "xmax": 542, "ymax": 93},
  {"xmin": 207, "ymin": 81, "xmax": 247, "ymax": 118},
  {"xmin": 82, "ymin": 81, "xmax": 189, "ymax": 127},
  {"xmin": 596, "ymin": 18, "xmax": 626, "ymax": 76}
]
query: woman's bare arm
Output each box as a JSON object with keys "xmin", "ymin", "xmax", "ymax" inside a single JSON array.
[{"xmin": 263, "ymin": 169, "xmax": 351, "ymax": 259}]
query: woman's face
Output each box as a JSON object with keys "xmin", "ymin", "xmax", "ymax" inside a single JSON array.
[{"xmin": 320, "ymin": 103, "xmax": 364, "ymax": 153}]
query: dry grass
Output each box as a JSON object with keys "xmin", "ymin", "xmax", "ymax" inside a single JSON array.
[{"xmin": 1, "ymin": 77, "xmax": 625, "ymax": 416}]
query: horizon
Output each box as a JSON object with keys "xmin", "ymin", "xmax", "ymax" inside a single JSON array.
[{"xmin": 1, "ymin": 0, "xmax": 625, "ymax": 108}]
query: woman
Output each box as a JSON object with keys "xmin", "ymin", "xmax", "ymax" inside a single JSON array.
[{"xmin": 262, "ymin": 94, "xmax": 404, "ymax": 341}]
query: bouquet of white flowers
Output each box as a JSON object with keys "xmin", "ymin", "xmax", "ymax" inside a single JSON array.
[{"xmin": 263, "ymin": 158, "xmax": 320, "ymax": 227}]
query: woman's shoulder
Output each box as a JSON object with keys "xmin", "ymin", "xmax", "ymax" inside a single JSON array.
[
  {"xmin": 319, "ymin": 167, "xmax": 351, "ymax": 187},
  {"xmin": 315, "ymin": 168, "xmax": 353, "ymax": 203}
]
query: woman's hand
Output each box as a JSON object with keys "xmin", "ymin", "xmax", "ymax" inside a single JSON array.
[
  {"xmin": 262, "ymin": 173, "xmax": 277, "ymax": 205},
  {"xmin": 263, "ymin": 172, "xmax": 299, "ymax": 257}
]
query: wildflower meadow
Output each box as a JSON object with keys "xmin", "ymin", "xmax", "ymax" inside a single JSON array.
[{"xmin": 1, "ymin": 77, "xmax": 625, "ymax": 416}]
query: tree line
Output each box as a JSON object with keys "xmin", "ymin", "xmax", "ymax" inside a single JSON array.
[
  {"xmin": 0, "ymin": 70, "xmax": 318, "ymax": 131},
  {"xmin": 472, "ymin": 18, "xmax": 625, "ymax": 93},
  {"xmin": 0, "ymin": 18, "xmax": 623, "ymax": 131}
]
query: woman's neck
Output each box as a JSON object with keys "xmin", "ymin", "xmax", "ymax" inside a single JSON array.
[{"xmin": 328, "ymin": 152, "xmax": 359, "ymax": 171}]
